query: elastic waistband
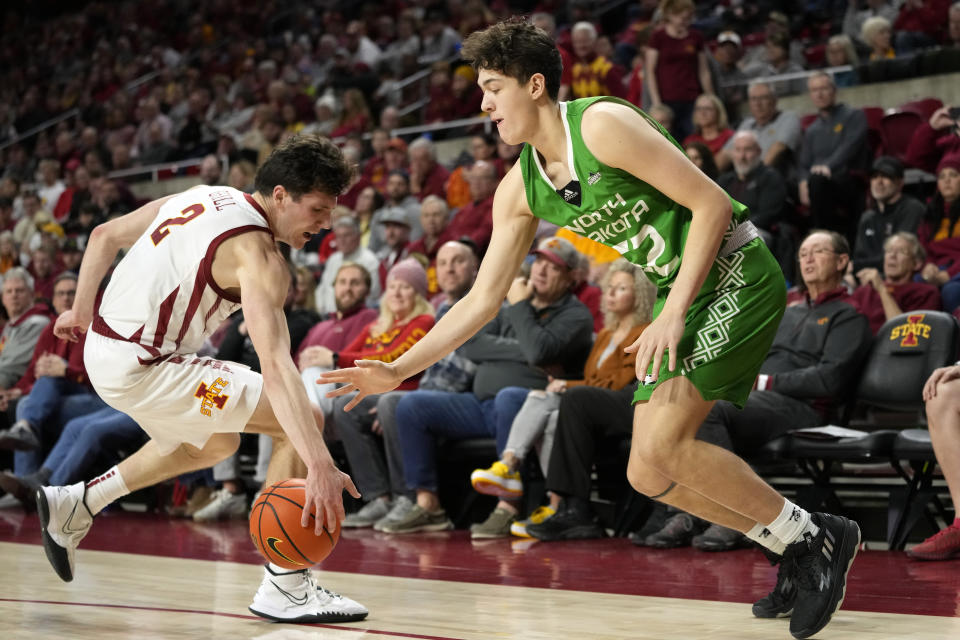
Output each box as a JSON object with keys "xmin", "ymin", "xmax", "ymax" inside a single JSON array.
[{"xmin": 718, "ymin": 220, "xmax": 760, "ymax": 259}]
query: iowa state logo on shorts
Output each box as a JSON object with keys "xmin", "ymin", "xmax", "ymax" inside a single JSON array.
[
  {"xmin": 195, "ymin": 377, "xmax": 230, "ymax": 416},
  {"xmin": 889, "ymin": 313, "xmax": 932, "ymax": 347}
]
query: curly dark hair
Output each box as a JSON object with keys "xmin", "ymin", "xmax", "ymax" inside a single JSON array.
[
  {"xmin": 254, "ymin": 134, "xmax": 354, "ymax": 200},
  {"xmin": 460, "ymin": 18, "xmax": 562, "ymax": 102}
]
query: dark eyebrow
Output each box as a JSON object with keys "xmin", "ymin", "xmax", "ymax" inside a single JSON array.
[{"xmin": 481, "ymin": 78, "xmax": 500, "ymax": 87}]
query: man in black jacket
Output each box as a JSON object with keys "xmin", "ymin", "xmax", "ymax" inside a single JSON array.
[{"xmin": 531, "ymin": 230, "xmax": 872, "ymax": 559}]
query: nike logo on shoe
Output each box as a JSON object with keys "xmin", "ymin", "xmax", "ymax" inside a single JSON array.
[
  {"xmin": 271, "ymin": 581, "xmax": 309, "ymax": 606},
  {"xmin": 61, "ymin": 500, "xmax": 86, "ymax": 536}
]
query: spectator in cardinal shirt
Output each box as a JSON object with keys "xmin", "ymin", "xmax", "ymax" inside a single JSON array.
[
  {"xmin": 408, "ymin": 137, "xmax": 450, "ymax": 202},
  {"xmin": 851, "ymin": 232, "xmax": 941, "ymax": 334},
  {"xmin": 445, "ymin": 160, "xmax": 497, "ymax": 255}
]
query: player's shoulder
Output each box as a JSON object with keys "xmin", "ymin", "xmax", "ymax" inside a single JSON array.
[{"xmin": 580, "ymin": 99, "xmax": 646, "ymax": 134}]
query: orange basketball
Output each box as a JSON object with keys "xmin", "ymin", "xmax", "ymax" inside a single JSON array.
[{"xmin": 249, "ymin": 478, "xmax": 340, "ymax": 570}]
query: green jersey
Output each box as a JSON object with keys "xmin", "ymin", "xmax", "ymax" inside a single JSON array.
[{"xmin": 518, "ymin": 96, "xmax": 750, "ymax": 289}]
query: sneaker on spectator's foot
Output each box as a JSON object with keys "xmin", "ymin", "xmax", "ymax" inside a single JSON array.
[
  {"xmin": 192, "ymin": 487, "xmax": 247, "ymax": 522},
  {"xmin": 343, "ymin": 497, "xmax": 390, "ymax": 528},
  {"xmin": 628, "ymin": 502, "xmax": 669, "ymax": 547},
  {"xmin": 644, "ymin": 512, "xmax": 705, "ymax": 548},
  {"xmin": 692, "ymin": 523, "xmax": 751, "ymax": 551},
  {"xmin": 753, "ymin": 549, "xmax": 798, "ymax": 619},
  {"xmin": 470, "ymin": 507, "xmax": 515, "ymax": 539},
  {"xmin": 0, "ymin": 420, "xmax": 40, "ymax": 451},
  {"xmin": 511, "ymin": 505, "xmax": 556, "ymax": 538},
  {"xmin": 470, "ymin": 461, "xmax": 523, "ymax": 499},
  {"xmin": 248, "ymin": 564, "xmax": 368, "ymax": 623},
  {"xmin": 37, "ymin": 482, "xmax": 93, "ymax": 582},
  {"xmin": 380, "ymin": 504, "xmax": 453, "ymax": 534},
  {"xmin": 787, "ymin": 512, "xmax": 860, "ymax": 639},
  {"xmin": 374, "ymin": 495, "xmax": 414, "ymax": 532},
  {"xmin": 907, "ymin": 523, "xmax": 960, "ymax": 560},
  {"xmin": 174, "ymin": 485, "xmax": 215, "ymax": 518},
  {"xmin": 526, "ymin": 497, "xmax": 604, "ymax": 541}
]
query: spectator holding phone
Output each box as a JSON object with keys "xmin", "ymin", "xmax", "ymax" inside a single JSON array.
[{"xmin": 906, "ymin": 105, "xmax": 960, "ymax": 174}]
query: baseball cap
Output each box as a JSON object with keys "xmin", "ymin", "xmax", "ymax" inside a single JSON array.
[
  {"xmin": 871, "ymin": 155, "xmax": 904, "ymax": 179},
  {"xmin": 532, "ymin": 236, "xmax": 579, "ymax": 270},
  {"xmin": 717, "ymin": 31, "xmax": 742, "ymax": 48},
  {"xmin": 378, "ymin": 206, "xmax": 410, "ymax": 227}
]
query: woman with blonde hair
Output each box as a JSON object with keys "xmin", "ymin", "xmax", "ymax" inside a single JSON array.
[
  {"xmin": 468, "ymin": 259, "xmax": 657, "ymax": 538},
  {"xmin": 862, "ymin": 16, "xmax": 895, "ymax": 61},
  {"xmin": 331, "ymin": 88, "xmax": 372, "ymax": 138},
  {"xmin": 684, "ymin": 93, "xmax": 735, "ymax": 171}
]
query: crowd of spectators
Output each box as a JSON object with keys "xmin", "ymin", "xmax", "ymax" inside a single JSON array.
[{"xmin": 3, "ymin": 1, "xmax": 960, "ymax": 559}]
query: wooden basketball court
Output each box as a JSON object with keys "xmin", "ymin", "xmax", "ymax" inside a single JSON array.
[{"xmin": 1, "ymin": 508, "xmax": 958, "ymax": 639}]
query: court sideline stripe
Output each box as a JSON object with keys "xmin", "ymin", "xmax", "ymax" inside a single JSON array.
[{"xmin": 0, "ymin": 597, "xmax": 461, "ymax": 640}]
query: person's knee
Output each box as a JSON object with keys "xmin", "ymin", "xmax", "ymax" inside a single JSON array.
[
  {"xmin": 626, "ymin": 458, "xmax": 667, "ymax": 496},
  {"xmin": 927, "ymin": 387, "xmax": 960, "ymax": 431}
]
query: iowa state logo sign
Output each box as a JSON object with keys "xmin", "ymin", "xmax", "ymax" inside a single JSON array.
[{"xmin": 889, "ymin": 313, "xmax": 932, "ymax": 347}]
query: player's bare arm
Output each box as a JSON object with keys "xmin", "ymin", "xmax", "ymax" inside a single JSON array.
[
  {"xmin": 224, "ymin": 231, "xmax": 359, "ymax": 533},
  {"xmin": 319, "ymin": 164, "xmax": 539, "ymax": 410},
  {"xmin": 54, "ymin": 193, "xmax": 177, "ymax": 342},
  {"xmin": 581, "ymin": 102, "xmax": 733, "ymax": 377}
]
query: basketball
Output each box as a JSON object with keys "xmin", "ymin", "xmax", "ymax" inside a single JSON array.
[{"xmin": 249, "ymin": 478, "xmax": 340, "ymax": 570}]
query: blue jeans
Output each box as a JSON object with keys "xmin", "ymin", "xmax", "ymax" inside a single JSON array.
[
  {"xmin": 14, "ymin": 378, "xmax": 107, "ymax": 474},
  {"xmin": 45, "ymin": 407, "xmax": 144, "ymax": 486},
  {"xmin": 941, "ymin": 272, "xmax": 960, "ymax": 313},
  {"xmin": 395, "ymin": 388, "xmax": 529, "ymax": 492}
]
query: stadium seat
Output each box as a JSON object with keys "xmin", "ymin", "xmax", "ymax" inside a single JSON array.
[
  {"xmin": 898, "ymin": 97, "xmax": 943, "ymax": 121},
  {"xmin": 879, "ymin": 111, "xmax": 924, "ymax": 163},
  {"xmin": 888, "ymin": 429, "xmax": 953, "ymax": 550}
]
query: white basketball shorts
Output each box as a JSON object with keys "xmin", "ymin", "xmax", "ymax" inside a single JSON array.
[{"xmin": 84, "ymin": 330, "xmax": 263, "ymax": 455}]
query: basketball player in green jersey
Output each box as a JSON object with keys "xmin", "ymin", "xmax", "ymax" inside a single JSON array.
[{"xmin": 321, "ymin": 19, "xmax": 858, "ymax": 640}]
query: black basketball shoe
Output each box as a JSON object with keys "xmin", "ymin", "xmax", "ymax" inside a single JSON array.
[
  {"xmin": 787, "ymin": 512, "xmax": 860, "ymax": 639},
  {"xmin": 753, "ymin": 547, "xmax": 798, "ymax": 618}
]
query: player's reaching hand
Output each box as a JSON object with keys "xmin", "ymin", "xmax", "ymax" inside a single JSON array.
[
  {"xmin": 53, "ymin": 309, "xmax": 90, "ymax": 343},
  {"xmin": 303, "ymin": 462, "xmax": 361, "ymax": 535},
  {"xmin": 318, "ymin": 360, "xmax": 404, "ymax": 410},
  {"xmin": 625, "ymin": 308, "xmax": 685, "ymax": 383}
]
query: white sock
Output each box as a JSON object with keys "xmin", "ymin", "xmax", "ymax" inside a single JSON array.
[
  {"xmin": 765, "ymin": 499, "xmax": 819, "ymax": 545},
  {"xmin": 746, "ymin": 522, "xmax": 787, "ymax": 555},
  {"xmin": 268, "ymin": 562, "xmax": 297, "ymax": 575},
  {"xmin": 84, "ymin": 466, "xmax": 130, "ymax": 515}
]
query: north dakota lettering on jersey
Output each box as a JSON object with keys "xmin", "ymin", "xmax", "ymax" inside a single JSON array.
[{"xmin": 519, "ymin": 96, "xmax": 749, "ymax": 288}]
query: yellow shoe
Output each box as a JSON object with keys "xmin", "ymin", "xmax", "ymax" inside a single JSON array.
[
  {"xmin": 470, "ymin": 461, "xmax": 523, "ymax": 498},
  {"xmin": 510, "ymin": 505, "xmax": 556, "ymax": 538}
]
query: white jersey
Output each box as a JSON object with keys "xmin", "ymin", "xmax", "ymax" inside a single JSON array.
[{"xmin": 94, "ymin": 186, "xmax": 272, "ymax": 363}]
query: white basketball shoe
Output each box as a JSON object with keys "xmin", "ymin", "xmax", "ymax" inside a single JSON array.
[
  {"xmin": 249, "ymin": 564, "xmax": 369, "ymax": 623},
  {"xmin": 37, "ymin": 482, "xmax": 94, "ymax": 582}
]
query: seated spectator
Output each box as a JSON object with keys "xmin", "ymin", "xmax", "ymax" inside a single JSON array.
[
  {"xmin": 444, "ymin": 160, "xmax": 497, "ymax": 254},
  {"xmin": 418, "ymin": 8, "xmax": 462, "ymax": 66},
  {"xmin": 376, "ymin": 207, "xmax": 413, "ymax": 287},
  {"xmin": 0, "ymin": 406, "xmax": 145, "ymax": 508},
  {"xmin": 647, "ymin": 103, "xmax": 675, "ymax": 132},
  {"xmin": 429, "ymin": 239, "xmax": 481, "ymax": 311},
  {"xmin": 862, "ymin": 16, "xmax": 896, "ymax": 61},
  {"xmin": 468, "ymin": 260, "xmax": 654, "ymax": 539},
  {"xmin": 315, "ymin": 214, "xmax": 381, "ymax": 316},
  {"xmin": 710, "ymin": 31, "xmax": 748, "ymax": 123},
  {"xmin": 744, "ymin": 32, "xmax": 805, "ymax": 97},
  {"xmin": 381, "ymin": 238, "xmax": 594, "ymax": 534},
  {"xmin": 330, "ymin": 88, "xmax": 372, "ymax": 139},
  {"xmin": 0, "ymin": 231, "xmax": 19, "ymax": 274},
  {"xmin": 408, "ymin": 137, "xmax": 450, "ymax": 202},
  {"xmin": 843, "ymin": 0, "xmax": 899, "ymax": 48},
  {"xmin": 0, "ymin": 198, "xmax": 15, "ymax": 234},
  {"xmin": 0, "ymin": 268, "xmax": 52, "ymax": 391},
  {"xmin": 407, "ymin": 196, "xmax": 454, "ymax": 296},
  {"xmin": 36, "ymin": 159, "xmax": 64, "ymax": 214},
  {"xmin": 718, "ymin": 131, "xmax": 793, "ymax": 280},
  {"xmin": 369, "ymin": 170, "xmax": 421, "ymax": 254},
  {"xmin": 13, "ymin": 192, "xmax": 51, "ymax": 254},
  {"xmin": 528, "ymin": 230, "xmax": 872, "ymax": 546},
  {"xmin": 852, "ymin": 156, "xmax": 927, "ymax": 272},
  {"xmin": 905, "ymin": 106, "xmax": 960, "ymax": 175},
  {"xmin": 137, "ymin": 120, "xmax": 176, "ymax": 166},
  {"xmin": 851, "ymin": 232, "xmax": 941, "ymax": 333},
  {"xmin": 918, "ymin": 153, "xmax": 960, "ymax": 311},
  {"xmin": 336, "ymin": 248, "xmax": 478, "ymax": 530},
  {"xmin": 728, "ymin": 81, "xmax": 802, "ymax": 176},
  {"xmin": 446, "ymin": 134, "xmax": 498, "ymax": 210},
  {"xmin": 825, "ymin": 35, "xmax": 859, "ymax": 88},
  {"xmin": 684, "ymin": 94, "xmax": 735, "ymax": 170},
  {"xmin": 569, "ymin": 21, "xmax": 626, "ymax": 100},
  {"xmin": 911, "ymin": 357, "xmax": 960, "ymax": 560},
  {"xmin": 27, "ymin": 246, "xmax": 63, "ymax": 304},
  {"xmin": 798, "ymin": 72, "xmax": 869, "ymax": 241},
  {"xmin": 893, "ymin": 0, "xmax": 949, "ymax": 53},
  {"xmin": 950, "ymin": 2, "xmax": 960, "ymax": 48},
  {"xmin": 227, "ymin": 160, "xmax": 256, "ymax": 193},
  {"xmin": 684, "ymin": 141, "xmax": 719, "ymax": 181},
  {"xmin": 571, "ymin": 252, "xmax": 603, "ymax": 333}
]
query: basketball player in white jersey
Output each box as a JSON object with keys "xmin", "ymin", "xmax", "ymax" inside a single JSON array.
[{"xmin": 38, "ymin": 134, "xmax": 369, "ymax": 623}]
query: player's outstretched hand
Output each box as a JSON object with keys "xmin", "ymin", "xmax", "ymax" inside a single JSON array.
[
  {"xmin": 625, "ymin": 310, "xmax": 685, "ymax": 383},
  {"xmin": 922, "ymin": 365, "xmax": 960, "ymax": 402},
  {"xmin": 317, "ymin": 360, "xmax": 404, "ymax": 411},
  {"xmin": 303, "ymin": 463, "xmax": 361, "ymax": 535},
  {"xmin": 53, "ymin": 309, "xmax": 89, "ymax": 343}
]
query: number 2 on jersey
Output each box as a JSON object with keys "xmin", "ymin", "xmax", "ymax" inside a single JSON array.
[{"xmin": 151, "ymin": 203, "xmax": 205, "ymax": 245}]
